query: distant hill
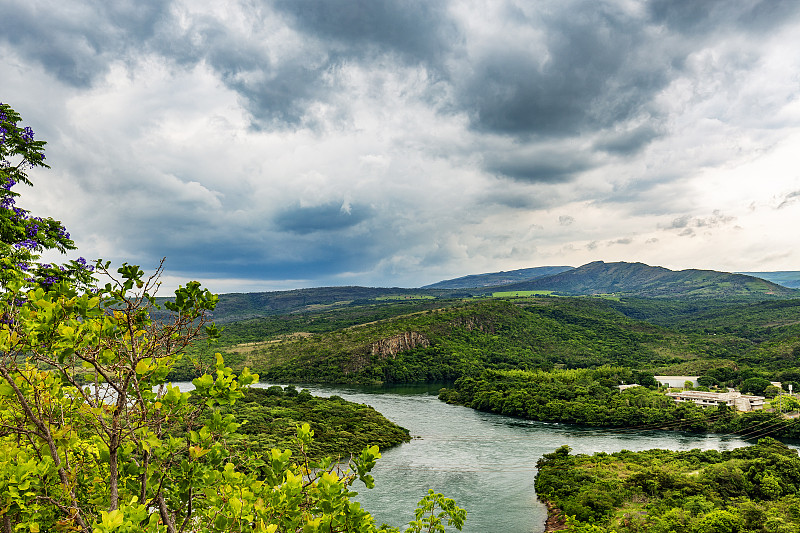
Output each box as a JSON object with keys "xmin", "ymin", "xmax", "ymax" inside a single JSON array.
[
  {"xmin": 205, "ymin": 286, "xmax": 454, "ymax": 323},
  {"xmin": 738, "ymin": 271, "xmax": 800, "ymax": 289},
  {"xmin": 494, "ymin": 261, "xmax": 798, "ymax": 299},
  {"xmin": 422, "ymin": 265, "xmax": 573, "ymax": 289},
  {"xmin": 166, "ymin": 262, "xmax": 798, "ymax": 325}
]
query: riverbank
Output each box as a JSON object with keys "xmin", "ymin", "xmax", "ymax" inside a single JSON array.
[{"xmin": 542, "ymin": 500, "xmax": 567, "ymax": 532}]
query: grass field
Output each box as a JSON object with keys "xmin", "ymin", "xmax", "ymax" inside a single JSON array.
[
  {"xmin": 374, "ymin": 295, "xmax": 436, "ymax": 301},
  {"xmin": 492, "ymin": 290, "xmax": 554, "ymax": 297}
]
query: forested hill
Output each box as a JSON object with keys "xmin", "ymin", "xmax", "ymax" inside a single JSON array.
[
  {"xmin": 212, "ymin": 298, "xmax": 712, "ymax": 384},
  {"xmin": 421, "ymin": 265, "xmax": 573, "ymax": 289},
  {"xmin": 496, "ymin": 261, "xmax": 797, "ymax": 298}
]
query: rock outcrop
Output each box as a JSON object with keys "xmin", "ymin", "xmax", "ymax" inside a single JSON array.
[{"xmin": 369, "ymin": 331, "xmax": 430, "ymax": 359}]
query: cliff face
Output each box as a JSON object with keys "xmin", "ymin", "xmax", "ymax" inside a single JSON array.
[
  {"xmin": 342, "ymin": 331, "xmax": 431, "ymax": 376},
  {"xmin": 370, "ymin": 331, "xmax": 430, "ymax": 358}
]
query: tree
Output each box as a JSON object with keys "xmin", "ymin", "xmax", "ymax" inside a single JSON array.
[
  {"xmin": 0, "ymin": 102, "xmax": 93, "ymax": 290},
  {"xmin": 741, "ymin": 377, "xmax": 771, "ymax": 396},
  {"xmin": 0, "ymin": 103, "xmax": 465, "ymax": 533}
]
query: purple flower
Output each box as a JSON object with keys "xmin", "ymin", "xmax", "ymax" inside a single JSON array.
[{"xmin": 13, "ymin": 239, "xmax": 37, "ymax": 250}]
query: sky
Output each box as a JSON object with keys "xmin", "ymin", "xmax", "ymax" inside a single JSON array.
[{"xmin": 2, "ymin": 0, "xmax": 800, "ymax": 293}]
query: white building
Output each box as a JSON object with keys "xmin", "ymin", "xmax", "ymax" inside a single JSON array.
[
  {"xmin": 666, "ymin": 390, "xmax": 765, "ymax": 412},
  {"xmin": 655, "ymin": 376, "xmax": 699, "ymax": 388}
]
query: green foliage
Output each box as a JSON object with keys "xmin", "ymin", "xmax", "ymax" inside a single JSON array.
[
  {"xmin": 438, "ymin": 367, "xmax": 800, "ymax": 439},
  {"xmin": 536, "ymin": 438, "xmax": 800, "ymax": 533},
  {"xmin": 200, "ymin": 386, "xmax": 411, "ymax": 460},
  {"xmin": 407, "ymin": 491, "xmax": 466, "ymax": 533}
]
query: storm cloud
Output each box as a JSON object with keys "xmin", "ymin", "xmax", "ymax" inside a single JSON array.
[{"xmin": 2, "ymin": 0, "xmax": 800, "ymax": 290}]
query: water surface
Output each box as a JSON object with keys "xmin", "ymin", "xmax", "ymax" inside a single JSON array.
[{"xmin": 177, "ymin": 382, "xmax": 764, "ymax": 532}]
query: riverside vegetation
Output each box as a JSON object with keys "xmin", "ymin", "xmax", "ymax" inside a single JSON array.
[
  {"xmin": 0, "ymin": 103, "xmax": 465, "ymax": 533},
  {"xmin": 535, "ymin": 438, "xmax": 800, "ymax": 533}
]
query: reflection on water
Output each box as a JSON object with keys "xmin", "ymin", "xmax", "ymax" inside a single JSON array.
[{"xmin": 174, "ymin": 381, "xmax": 770, "ymax": 533}]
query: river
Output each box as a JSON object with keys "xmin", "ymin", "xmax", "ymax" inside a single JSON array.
[{"xmin": 177, "ymin": 382, "xmax": 765, "ymax": 532}]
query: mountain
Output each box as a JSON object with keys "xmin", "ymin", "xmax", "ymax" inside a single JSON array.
[
  {"xmin": 421, "ymin": 265, "xmax": 573, "ymax": 289},
  {"xmin": 737, "ymin": 271, "xmax": 800, "ymax": 288},
  {"xmin": 494, "ymin": 261, "xmax": 799, "ymax": 299}
]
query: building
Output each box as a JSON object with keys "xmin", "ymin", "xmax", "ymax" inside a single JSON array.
[
  {"xmin": 666, "ymin": 390, "xmax": 765, "ymax": 412},
  {"xmin": 655, "ymin": 376, "xmax": 699, "ymax": 388}
]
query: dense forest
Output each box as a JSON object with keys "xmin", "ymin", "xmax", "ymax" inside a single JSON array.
[
  {"xmin": 535, "ymin": 438, "xmax": 800, "ymax": 532},
  {"xmin": 438, "ymin": 367, "xmax": 800, "ymax": 439},
  {"xmin": 196, "ymin": 386, "xmax": 411, "ymax": 459}
]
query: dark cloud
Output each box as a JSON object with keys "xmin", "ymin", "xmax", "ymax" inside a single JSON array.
[
  {"xmin": 272, "ymin": 0, "xmax": 457, "ymax": 66},
  {"xmin": 274, "ymin": 202, "xmax": 372, "ymax": 234},
  {"xmin": 104, "ymin": 206, "xmax": 384, "ymax": 281},
  {"xmin": 483, "ymin": 149, "xmax": 593, "ymax": 183},
  {"xmin": 648, "ymin": 0, "xmax": 800, "ymax": 36},
  {"xmin": 458, "ymin": 2, "xmax": 675, "ymax": 138},
  {"xmin": 594, "ymin": 124, "xmax": 663, "ymax": 155},
  {"xmin": 484, "ymin": 192, "xmax": 542, "ymax": 209},
  {"xmin": 0, "ymin": 0, "xmax": 171, "ymax": 86}
]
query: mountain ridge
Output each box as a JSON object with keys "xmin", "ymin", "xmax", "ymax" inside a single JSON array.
[
  {"xmin": 421, "ymin": 265, "xmax": 573, "ymax": 289},
  {"xmin": 183, "ymin": 261, "xmax": 799, "ymax": 324},
  {"xmin": 495, "ymin": 261, "xmax": 797, "ymax": 299}
]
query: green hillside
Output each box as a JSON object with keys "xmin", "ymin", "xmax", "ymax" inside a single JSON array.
[
  {"xmin": 421, "ymin": 265, "xmax": 573, "ymax": 289},
  {"xmin": 217, "ymin": 297, "xmax": 729, "ymax": 384},
  {"xmin": 498, "ymin": 261, "xmax": 797, "ymax": 299}
]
